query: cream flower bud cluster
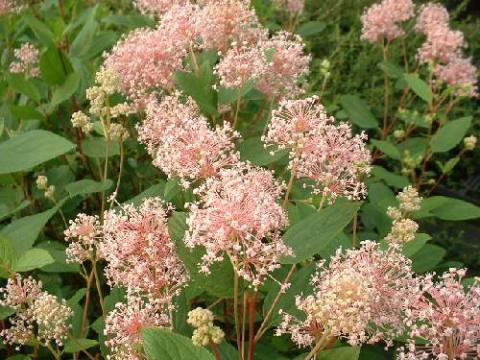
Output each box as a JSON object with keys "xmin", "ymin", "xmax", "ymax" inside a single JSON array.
[
  {"xmin": 0, "ymin": 275, "xmax": 72, "ymax": 348},
  {"xmin": 464, "ymin": 135, "xmax": 477, "ymax": 151},
  {"xmin": 64, "ymin": 213, "xmax": 101, "ymax": 263},
  {"xmin": 71, "ymin": 111, "xmax": 93, "ymax": 134},
  {"xmin": 187, "ymin": 307, "xmax": 225, "ymax": 347},
  {"xmin": 9, "ymin": 43, "xmax": 40, "ymax": 78},
  {"xmin": 385, "ymin": 186, "xmax": 422, "ymax": 244},
  {"xmin": 35, "ymin": 175, "xmax": 55, "ymax": 201}
]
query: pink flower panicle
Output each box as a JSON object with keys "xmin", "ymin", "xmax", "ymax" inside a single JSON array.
[
  {"xmin": 416, "ymin": 3, "xmax": 450, "ymax": 34},
  {"xmin": 257, "ymin": 31, "xmax": 310, "ymax": 99},
  {"xmin": 277, "ymin": 241, "xmax": 418, "ymax": 348},
  {"xmin": 361, "ymin": 0, "xmax": 414, "ymax": 43},
  {"xmin": 196, "ymin": 0, "xmax": 264, "ymax": 53},
  {"xmin": 105, "ymin": 293, "xmax": 171, "ymax": 360},
  {"xmin": 185, "ymin": 164, "xmax": 291, "ymax": 289},
  {"xmin": 9, "ymin": 43, "xmax": 40, "ymax": 78},
  {"xmin": 417, "ymin": 25, "xmax": 465, "ymax": 64},
  {"xmin": 139, "ymin": 94, "xmax": 240, "ymax": 187},
  {"xmin": 264, "ymin": 96, "xmax": 371, "ymax": 202},
  {"xmin": 64, "ymin": 213, "xmax": 101, "ymax": 263},
  {"xmin": 273, "ymin": 0, "xmax": 305, "ymax": 14},
  {"xmin": 0, "ymin": 0, "xmax": 18, "ymax": 15},
  {"xmin": 101, "ymin": 198, "xmax": 188, "ymax": 303},
  {"xmin": 400, "ymin": 268, "xmax": 480, "ymax": 360},
  {"xmin": 133, "ymin": 0, "xmax": 186, "ymax": 16},
  {"xmin": 0, "ymin": 275, "xmax": 72, "ymax": 348},
  {"xmin": 434, "ymin": 56, "xmax": 478, "ymax": 97}
]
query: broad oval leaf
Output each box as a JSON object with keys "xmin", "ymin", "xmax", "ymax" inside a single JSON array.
[
  {"xmin": 297, "ymin": 21, "xmax": 326, "ymax": 37},
  {"xmin": 417, "ymin": 196, "xmax": 480, "ymax": 221},
  {"xmin": 339, "ymin": 95, "xmax": 378, "ymax": 129},
  {"xmin": 13, "ymin": 248, "xmax": 54, "ymax": 272},
  {"xmin": 431, "ymin": 117, "xmax": 472, "ymax": 153},
  {"xmin": 0, "ymin": 235, "xmax": 16, "ymax": 279},
  {"xmin": 282, "ymin": 201, "xmax": 361, "ymax": 264},
  {"xmin": 404, "ymin": 74, "xmax": 433, "ymax": 104},
  {"xmin": 143, "ymin": 328, "xmax": 215, "ymax": 360},
  {"xmin": 65, "ymin": 179, "xmax": 113, "ymax": 197},
  {"xmin": 64, "ymin": 338, "xmax": 98, "ymax": 353},
  {"xmin": 0, "ymin": 130, "xmax": 75, "ymax": 174},
  {"xmin": 50, "ymin": 72, "xmax": 81, "ymax": 109},
  {"xmin": 238, "ymin": 137, "xmax": 288, "ymax": 166}
]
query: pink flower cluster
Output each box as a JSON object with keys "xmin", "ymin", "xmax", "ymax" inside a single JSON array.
[
  {"xmin": 185, "ymin": 164, "xmax": 291, "ymax": 288},
  {"xmin": 263, "ymin": 96, "xmax": 371, "ymax": 202},
  {"xmin": 273, "ymin": 0, "xmax": 305, "ymax": 15},
  {"xmin": 9, "ymin": 43, "xmax": 40, "ymax": 78},
  {"xmin": 138, "ymin": 94, "xmax": 239, "ymax": 187},
  {"xmin": 0, "ymin": 0, "xmax": 17, "ymax": 15},
  {"xmin": 416, "ymin": 3, "xmax": 477, "ymax": 97},
  {"xmin": 0, "ymin": 275, "xmax": 72, "ymax": 348},
  {"xmin": 101, "ymin": 198, "xmax": 188, "ymax": 303},
  {"xmin": 105, "ymin": 293, "xmax": 171, "ymax": 360},
  {"xmin": 133, "ymin": 0, "xmax": 186, "ymax": 16},
  {"xmin": 277, "ymin": 241, "xmax": 418, "ymax": 348},
  {"xmin": 400, "ymin": 268, "xmax": 480, "ymax": 360},
  {"xmin": 64, "ymin": 213, "xmax": 101, "ymax": 263},
  {"xmin": 360, "ymin": 0, "xmax": 414, "ymax": 43}
]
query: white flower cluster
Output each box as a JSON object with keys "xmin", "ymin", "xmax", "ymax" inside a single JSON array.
[{"xmin": 187, "ymin": 307, "xmax": 225, "ymax": 347}]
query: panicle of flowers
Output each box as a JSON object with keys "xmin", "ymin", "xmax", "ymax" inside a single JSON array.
[
  {"xmin": 104, "ymin": 26, "xmax": 187, "ymax": 103},
  {"xmin": 415, "ymin": 3, "xmax": 450, "ymax": 34},
  {"xmin": 256, "ymin": 31, "xmax": 310, "ymax": 99},
  {"xmin": 71, "ymin": 111, "xmax": 93, "ymax": 134},
  {"xmin": 417, "ymin": 24, "xmax": 465, "ymax": 64},
  {"xmin": 399, "ymin": 268, "xmax": 480, "ymax": 360},
  {"xmin": 100, "ymin": 198, "xmax": 188, "ymax": 303},
  {"xmin": 273, "ymin": 0, "xmax": 305, "ymax": 15},
  {"xmin": 0, "ymin": 275, "xmax": 72, "ymax": 348},
  {"xmin": 385, "ymin": 186, "xmax": 422, "ymax": 244},
  {"xmin": 133, "ymin": 0, "xmax": 186, "ymax": 16},
  {"xmin": 215, "ymin": 41, "xmax": 268, "ymax": 89},
  {"xmin": 139, "ymin": 94, "xmax": 240, "ymax": 187},
  {"xmin": 9, "ymin": 43, "xmax": 40, "ymax": 78},
  {"xmin": 361, "ymin": 0, "xmax": 414, "ymax": 43},
  {"xmin": 195, "ymin": 0, "xmax": 264, "ymax": 53},
  {"xmin": 277, "ymin": 241, "xmax": 419, "ymax": 348},
  {"xmin": 434, "ymin": 56, "xmax": 478, "ymax": 97},
  {"xmin": 64, "ymin": 213, "xmax": 101, "ymax": 263},
  {"xmin": 187, "ymin": 307, "xmax": 225, "ymax": 347},
  {"xmin": 185, "ymin": 164, "xmax": 291, "ymax": 289},
  {"xmin": 105, "ymin": 293, "xmax": 171, "ymax": 360}
]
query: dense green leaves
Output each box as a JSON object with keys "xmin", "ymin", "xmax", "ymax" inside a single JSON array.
[
  {"xmin": 339, "ymin": 95, "xmax": 378, "ymax": 129},
  {"xmin": 418, "ymin": 196, "xmax": 480, "ymax": 221},
  {"xmin": 50, "ymin": 73, "xmax": 81, "ymax": 109},
  {"xmin": 404, "ymin": 74, "xmax": 433, "ymax": 104},
  {"xmin": 143, "ymin": 328, "xmax": 215, "ymax": 360},
  {"xmin": 0, "ymin": 130, "xmax": 75, "ymax": 174},
  {"xmin": 282, "ymin": 201, "xmax": 361, "ymax": 264},
  {"xmin": 431, "ymin": 117, "xmax": 472, "ymax": 153}
]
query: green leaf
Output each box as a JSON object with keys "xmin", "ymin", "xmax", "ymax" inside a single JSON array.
[
  {"xmin": 0, "ymin": 305, "xmax": 15, "ymax": 319},
  {"xmin": 7, "ymin": 74, "xmax": 41, "ymax": 102},
  {"xmin": 431, "ymin": 117, "xmax": 472, "ymax": 153},
  {"xmin": 0, "ymin": 235, "xmax": 16, "ymax": 278},
  {"xmin": 143, "ymin": 328, "xmax": 215, "ymax": 360},
  {"xmin": 378, "ymin": 61, "xmax": 404, "ymax": 79},
  {"xmin": 371, "ymin": 140, "xmax": 401, "ymax": 160},
  {"xmin": 371, "ymin": 166, "xmax": 410, "ymax": 188},
  {"xmin": 9, "ymin": 105, "xmax": 45, "ymax": 122},
  {"xmin": 168, "ymin": 212, "xmax": 234, "ymax": 298},
  {"xmin": 124, "ymin": 182, "xmax": 167, "ymax": 206},
  {"xmin": 404, "ymin": 74, "xmax": 433, "ymax": 104},
  {"xmin": 411, "ymin": 244, "xmax": 446, "ymax": 273},
  {"xmin": 238, "ymin": 137, "xmax": 288, "ymax": 166},
  {"xmin": 263, "ymin": 264, "xmax": 315, "ymax": 327},
  {"xmin": 50, "ymin": 73, "xmax": 81, "ymax": 109},
  {"xmin": 0, "ymin": 130, "xmax": 76, "ymax": 174},
  {"xmin": 1, "ymin": 201, "xmax": 65, "ymax": 255},
  {"xmin": 282, "ymin": 201, "xmax": 361, "ymax": 264},
  {"xmin": 65, "ymin": 179, "xmax": 113, "ymax": 197},
  {"xmin": 37, "ymin": 241, "xmax": 80, "ymax": 273},
  {"xmin": 82, "ymin": 137, "xmax": 120, "ymax": 158},
  {"xmin": 70, "ymin": 7, "xmax": 99, "ymax": 59},
  {"xmin": 13, "ymin": 248, "xmax": 54, "ymax": 272},
  {"xmin": 40, "ymin": 47, "xmax": 68, "ymax": 85},
  {"xmin": 318, "ymin": 347, "xmax": 360, "ymax": 360},
  {"xmin": 418, "ymin": 196, "xmax": 480, "ymax": 221},
  {"xmin": 64, "ymin": 338, "xmax": 98, "ymax": 353},
  {"xmin": 339, "ymin": 95, "xmax": 378, "ymax": 129},
  {"xmin": 297, "ymin": 21, "xmax": 326, "ymax": 37},
  {"xmin": 174, "ymin": 63, "xmax": 218, "ymax": 116},
  {"xmin": 23, "ymin": 14, "xmax": 55, "ymax": 47},
  {"xmin": 403, "ymin": 233, "xmax": 431, "ymax": 258}
]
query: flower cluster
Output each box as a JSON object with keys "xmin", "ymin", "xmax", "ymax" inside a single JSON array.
[
  {"xmin": 0, "ymin": 0, "xmax": 18, "ymax": 15},
  {"xmin": 105, "ymin": 293, "xmax": 171, "ymax": 360},
  {"xmin": 64, "ymin": 213, "xmax": 101, "ymax": 263},
  {"xmin": 9, "ymin": 43, "xmax": 40, "ymax": 78},
  {"xmin": 399, "ymin": 268, "xmax": 480, "ymax": 360},
  {"xmin": 134, "ymin": 0, "xmax": 186, "ymax": 16},
  {"xmin": 360, "ymin": 0, "xmax": 414, "ymax": 43},
  {"xmin": 187, "ymin": 307, "xmax": 225, "ymax": 347},
  {"xmin": 277, "ymin": 241, "xmax": 418, "ymax": 347},
  {"xmin": 139, "ymin": 94, "xmax": 239, "ymax": 187},
  {"xmin": 263, "ymin": 96, "xmax": 371, "ymax": 202},
  {"xmin": 464, "ymin": 135, "xmax": 478, "ymax": 151},
  {"xmin": 273, "ymin": 0, "xmax": 305, "ymax": 15},
  {"xmin": 35, "ymin": 175, "xmax": 55, "ymax": 201},
  {"xmin": 0, "ymin": 275, "xmax": 72, "ymax": 348},
  {"xmin": 385, "ymin": 186, "xmax": 422, "ymax": 244},
  {"xmin": 185, "ymin": 164, "xmax": 291, "ymax": 288},
  {"xmin": 101, "ymin": 198, "xmax": 188, "ymax": 303},
  {"xmin": 416, "ymin": 3, "xmax": 477, "ymax": 97}
]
